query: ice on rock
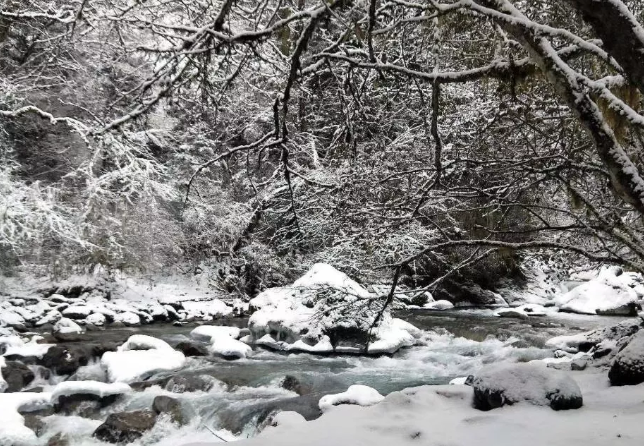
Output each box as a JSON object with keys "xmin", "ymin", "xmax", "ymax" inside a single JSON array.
[
  {"xmin": 319, "ymin": 385, "xmax": 384, "ymax": 412},
  {"xmin": 101, "ymin": 335, "xmax": 186, "ymax": 382},
  {"xmin": 249, "ymin": 263, "xmax": 422, "ymax": 354}
]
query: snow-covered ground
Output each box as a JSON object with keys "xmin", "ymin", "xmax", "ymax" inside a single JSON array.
[{"xmin": 196, "ymin": 370, "xmax": 644, "ymax": 446}]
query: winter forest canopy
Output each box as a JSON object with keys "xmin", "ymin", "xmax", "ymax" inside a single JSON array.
[{"xmin": 2, "ymin": 0, "xmax": 644, "ymax": 295}]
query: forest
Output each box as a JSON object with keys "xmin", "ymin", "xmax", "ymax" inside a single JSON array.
[{"xmin": 2, "ymin": 1, "xmax": 644, "ymax": 446}]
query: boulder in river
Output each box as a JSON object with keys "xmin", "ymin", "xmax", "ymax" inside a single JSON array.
[
  {"xmin": 2, "ymin": 360, "xmax": 35, "ymax": 392},
  {"xmin": 93, "ymin": 410, "xmax": 157, "ymax": 443},
  {"xmin": 164, "ymin": 374, "xmax": 223, "ymax": 393},
  {"xmin": 173, "ymin": 341, "xmax": 209, "ymax": 357},
  {"xmin": 472, "ymin": 363, "xmax": 583, "ymax": 411},
  {"xmin": 609, "ymin": 331, "xmax": 644, "ymax": 386},
  {"xmin": 152, "ymin": 395, "xmax": 186, "ymax": 425}
]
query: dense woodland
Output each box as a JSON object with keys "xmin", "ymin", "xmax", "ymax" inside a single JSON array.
[{"xmin": 2, "ymin": 0, "xmax": 644, "ymax": 299}]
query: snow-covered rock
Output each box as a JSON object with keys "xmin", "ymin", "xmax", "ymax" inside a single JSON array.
[
  {"xmin": 113, "ymin": 311, "xmax": 141, "ymax": 326},
  {"xmin": 86, "ymin": 312, "xmax": 107, "ymax": 326},
  {"xmin": 609, "ymin": 331, "xmax": 644, "ymax": 386},
  {"xmin": 249, "ymin": 263, "xmax": 421, "ymax": 354},
  {"xmin": 545, "ymin": 320, "xmax": 640, "ymax": 354},
  {"xmin": 51, "ymin": 381, "xmax": 131, "ymax": 403},
  {"xmin": 267, "ymin": 411, "xmax": 306, "ymax": 429},
  {"xmin": 35, "ymin": 309, "xmax": 62, "ymax": 326},
  {"xmin": 62, "ymin": 305, "xmax": 93, "ymax": 320},
  {"xmin": 0, "ymin": 392, "xmax": 52, "ymax": 445},
  {"xmin": 496, "ymin": 304, "xmax": 549, "ymax": 319},
  {"xmin": 181, "ymin": 300, "xmax": 232, "ymax": 320},
  {"xmin": 423, "ymin": 300, "xmax": 454, "ymax": 310},
  {"xmin": 472, "ymin": 363, "xmax": 583, "ymax": 410},
  {"xmin": 554, "ymin": 268, "xmax": 641, "ymax": 315},
  {"xmin": 319, "ymin": 385, "xmax": 384, "ymax": 412},
  {"xmin": 190, "ymin": 325, "xmax": 250, "ymax": 359},
  {"xmin": 190, "ymin": 326, "xmax": 242, "ymax": 343},
  {"xmin": 53, "ymin": 318, "xmax": 84, "ymax": 341},
  {"xmin": 101, "ymin": 335, "xmax": 186, "ymax": 382}
]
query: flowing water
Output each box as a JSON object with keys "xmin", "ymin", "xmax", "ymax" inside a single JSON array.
[{"xmin": 35, "ymin": 309, "xmax": 632, "ymax": 445}]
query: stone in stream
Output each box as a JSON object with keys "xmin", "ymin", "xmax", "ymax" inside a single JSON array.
[
  {"xmin": 54, "ymin": 393, "xmax": 122, "ymax": 418},
  {"xmin": 47, "ymin": 433, "xmax": 70, "ymax": 446},
  {"xmin": 164, "ymin": 374, "xmax": 224, "ymax": 393},
  {"xmin": 280, "ymin": 375, "xmax": 304, "ymax": 395},
  {"xmin": 23, "ymin": 414, "xmax": 46, "ymax": 437},
  {"xmin": 2, "ymin": 360, "xmax": 35, "ymax": 392},
  {"xmin": 609, "ymin": 331, "xmax": 644, "ymax": 386},
  {"xmin": 93, "ymin": 410, "xmax": 158, "ymax": 444},
  {"xmin": 152, "ymin": 395, "xmax": 186, "ymax": 425},
  {"xmin": 174, "ymin": 341, "xmax": 209, "ymax": 357}
]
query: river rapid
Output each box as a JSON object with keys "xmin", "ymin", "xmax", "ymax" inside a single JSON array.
[{"xmin": 27, "ymin": 308, "xmax": 632, "ymax": 446}]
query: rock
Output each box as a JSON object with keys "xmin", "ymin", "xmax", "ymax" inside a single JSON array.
[
  {"xmin": 423, "ymin": 300, "xmax": 455, "ymax": 310},
  {"xmin": 55, "ymin": 393, "xmax": 121, "ymax": 418},
  {"xmin": 52, "ymin": 318, "xmax": 84, "ymax": 342},
  {"xmin": 571, "ymin": 359, "xmax": 588, "ymax": 371},
  {"xmin": 174, "ymin": 341, "xmax": 209, "ymax": 357},
  {"xmin": 152, "ymin": 395, "xmax": 186, "ymax": 425},
  {"xmin": 497, "ymin": 309, "xmax": 529, "ymax": 320},
  {"xmin": 47, "ymin": 433, "xmax": 70, "ymax": 446},
  {"xmin": 596, "ymin": 302, "xmax": 641, "ymax": 316},
  {"xmin": 280, "ymin": 375, "xmax": 303, "ymax": 395},
  {"xmin": 62, "ymin": 305, "xmax": 93, "ymax": 320},
  {"xmin": 93, "ymin": 410, "xmax": 157, "ymax": 444},
  {"xmin": 609, "ymin": 331, "xmax": 644, "ymax": 386},
  {"xmin": 164, "ymin": 374, "xmax": 222, "ymax": 393},
  {"xmin": 39, "ymin": 346, "xmax": 88, "ymax": 375},
  {"xmin": 2, "ymin": 360, "xmax": 35, "ymax": 392},
  {"xmin": 472, "ymin": 363, "xmax": 583, "ymax": 411},
  {"xmin": 23, "ymin": 414, "xmax": 46, "ymax": 437},
  {"xmin": 86, "ymin": 313, "xmax": 107, "ymax": 326}
]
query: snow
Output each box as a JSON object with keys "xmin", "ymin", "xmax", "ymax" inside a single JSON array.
[
  {"xmin": 1, "ymin": 336, "xmax": 53, "ymax": 359},
  {"xmin": 101, "ymin": 335, "xmax": 186, "ymax": 382},
  {"xmin": 190, "ymin": 325, "xmax": 242, "ymax": 342},
  {"xmin": 554, "ymin": 268, "xmax": 639, "ymax": 315},
  {"xmin": 423, "ymin": 300, "xmax": 454, "ymax": 310},
  {"xmin": 0, "ymin": 392, "xmax": 52, "ymax": 446},
  {"xmin": 191, "ymin": 371, "xmax": 644, "ymax": 446},
  {"xmin": 61, "ymin": 305, "xmax": 93, "ymax": 319},
  {"xmin": 318, "ymin": 385, "xmax": 384, "ymax": 412},
  {"xmin": 190, "ymin": 325, "xmax": 250, "ymax": 358},
  {"xmin": 496, "ymin": 303, "xmax": 549, "ymax": 318},
  {"xmin": 51, "ymin": 381, "xmax": 131, "ymax": 402},
  {"xmin": 472, "ymin": 362, "xmax": 582, "ymax": 408},
  {"xmin": 267, "ymin": 411, "xmax": 306, "ymax": 429},
  {"xmin": 249, "ymin": 263, "xmax": 421, "ymax": 354},
  {"xmin": 53, "ymin": 317, "xmax": 83, "ymax": 334},
  {"xmin": 113, "ymin": 311, "xmax": 142, "ymax": 325},
  {"xmin": 35, "ymin": 310, "xmax": 62, "ymax": 326},
  {"xmin": 210, "ymin": 335, "xmax": 252, "ymax": 359},
  {"xmin": 181, "ymin": 299, "xmax": 233, "ymax": 320},
  {"xmin": 86, "ymin": 312, "xmax": 107, "ymax": 325}
]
